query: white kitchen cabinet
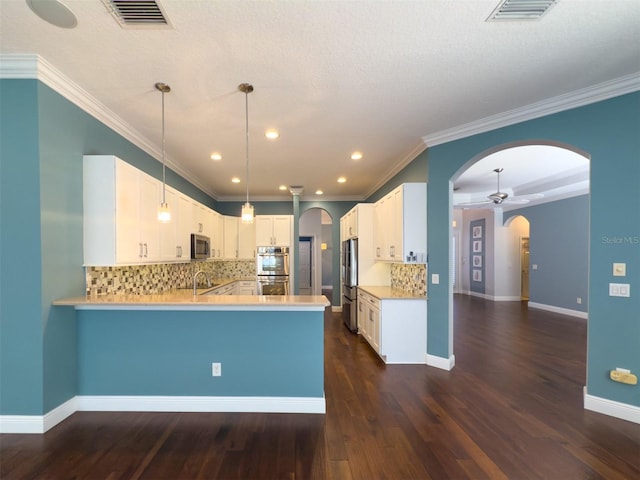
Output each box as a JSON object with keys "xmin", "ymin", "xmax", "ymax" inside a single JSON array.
[
  {"xmin": 341, "ymin": 207, "xmax": 358, "ymax": 239},
  {"xmin": 84, "ymin": 155, "xmax": 163, "ymax": 266},
  {"xmin": 357, "ymin": 288, "xmax": 426, "ymax": 364},
  {"xmin": 255, "ymin": 215, "xmax": 292, "ymax": 246},
  {"xmin": 223, "ymin": 216, "xmax": 239, "ymax": 259},
  {"xmin": 210, "ymin": 210, "xmax": 223, "ymax": 259},
  {"xmin": 234, "ymin": 280, "xmax": 256, "ymax": 295},
  {"xmin": 358, "ymin": 290, "xmax": 380, "ymax": 352},
  {"xmin": 238, "ymin": 220, "xmax": 256, "ymax": 259},
  {"xmin": 340, "ymin": 203, "xmax": 390, "ymax": 285},
  {"xmin": 373, "ymin": 183, "xmax": 426, "ymax": 263},
  {"xmin": 157, "ymin": 186, "xmax": 191, "ymax": 262},
  {"xmin": 223, "ymin": 216, "xmax": 256, "ymax": 259}
]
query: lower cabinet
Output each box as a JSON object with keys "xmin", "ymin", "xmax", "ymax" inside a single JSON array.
[
  {"xmin": 234, "ymin": 280, "xmax": 257, "ymax": 295},
  {"xmin": 357, "ymin": 288, "xmax": 426, "ymax": 364}
]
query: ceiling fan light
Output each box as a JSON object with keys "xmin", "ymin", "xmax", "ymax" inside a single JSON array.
[{"xmin": 488, "ymin": 192, "xmax": 508, "ymax": 204}]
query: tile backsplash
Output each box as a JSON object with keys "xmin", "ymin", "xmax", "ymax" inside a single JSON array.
[
  {"xmin": 390, "ymin": 263, "xmax": 427, "ymax": 296},
  {"xmin": 86, "ymin": 260, "xmax": 256, "ymax": 296},
  {"xmin": 86, "ymin": 260, "xmax": 425, "ymax": 297}
]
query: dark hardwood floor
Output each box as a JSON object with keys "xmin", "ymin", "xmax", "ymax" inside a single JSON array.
[{"xmin": 2, "ymin": 295, "xmax": 639, "ymax": 479}]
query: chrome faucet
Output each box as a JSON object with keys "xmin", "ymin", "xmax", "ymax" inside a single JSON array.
[{"xmin": 193, "ymin": 270, "xmax": 211, "ymax": 295}]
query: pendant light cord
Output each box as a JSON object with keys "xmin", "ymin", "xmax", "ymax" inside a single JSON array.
[
  {"xmin": 244, "ymin": 89, "xmax": 250, "ymax": 205},
  {"xmin": 161, "ymin": 88, "xmax": 167, "ymax": 204}
]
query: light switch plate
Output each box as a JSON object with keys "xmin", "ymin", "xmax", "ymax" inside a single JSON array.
[
  {"xmin": 432, "ymin": 274, "xmax": 440, "ymax": 285},
  {"xmin": 613, "ymin": 263, "xmax": 626, "ymax": 276},
  {"xmin": 609, "ymin": 283, "xmax": 630, "ymax": 297}
]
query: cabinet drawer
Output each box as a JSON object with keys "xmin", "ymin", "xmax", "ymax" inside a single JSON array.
[{"xmin": 359, "ymin": 291, "xmax": 380, "ymax": 309}]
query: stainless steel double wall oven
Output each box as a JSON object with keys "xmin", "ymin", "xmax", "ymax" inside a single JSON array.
[{"xmin": 256, "ymin": 246, "xmax": 290, "ymax": 295}]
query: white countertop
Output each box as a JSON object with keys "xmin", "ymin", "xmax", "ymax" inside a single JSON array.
[
  {"xmin": 54, "ymin": 292, "xmax": 330, "ymax": 311},
  {"xmin": 358, "ymin": 285, "xmax": 427, "ymax": 300}
]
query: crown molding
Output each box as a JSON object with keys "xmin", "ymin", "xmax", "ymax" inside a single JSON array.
[
  {"xmin": 423, "ymin": 72, "xmax": 640, "ymax": 148},
  {"xmin": 218, "ymin": 193, "xmax": 365, "ymax": 202},
  {"xmin": 363, "ymin": 141, "xmax": 428, "ymax": 200},
  {"xmin": 0, "ymin": 54, "xmax": 219, "ymax": 199}
]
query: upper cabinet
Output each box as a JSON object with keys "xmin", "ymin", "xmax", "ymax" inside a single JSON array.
[
  {"xmin": 209, "ymin": 210, "xmax": 223, "ymax": 259},
  {"xmin": 157, "ymin": 186, "xmax": 191, "ymax": 262},
  {"xmin": 238, "ymin": 220, "xmax": 256, "ymax": 259},
  {"xmin": 373, "ymin": 183, "xmax": 426, "ymax": 263},
  {"xmin": 223, "ymin": 216, "xmax": 256, "ymax": 259},
  {"xmin": 255, "ymin": 215, "xmax": 292, "ymax": 246},
  {"xmin": 84, "ymin": 155, "xmax": 163, "ymax": 266},
  {"xmin": 341, "ymin": 208, "xmax": 358, "ymax": 240}
]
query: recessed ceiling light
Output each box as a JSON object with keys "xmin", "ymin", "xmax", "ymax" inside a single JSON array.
[
  {"xmin": 337, "ymin": 177, "xmax": 346, "ymax": 183},
  {"xmin": 351, "ymin": 151, "xmax": 363, "ymax": 160},
  {"xmin": 210, "ymin": 152, "xmax": 222, "ymax": 161},
  {"xmin": 315, "ymin": 189, "xmax": 323, "ymax": 195},
  {"xmin": 279, "ymin": 185, "xmax": 287, "ymax": 191},
  {"xmin": 265, "ymin": 130, "xmax": 279, "ymax": 140},
  {"xmin": 231, "ymin": 177, "xmax": 241, "ymax": 183}
]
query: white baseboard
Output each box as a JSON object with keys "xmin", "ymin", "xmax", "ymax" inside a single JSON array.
[
  {"xmin": 584, "ymin": 387, "xmax": 640, "ymax": 424},
  {"xmin": 529, "ymin": 302, "xmax": 588, "ymax": 319},
  {"xmin": 426, "ymin": 354, "xmax": 456, "ymax": 371},
  {"xmin": 493, "ymin": 295, "xmax": 523, "ymax": 301},
  {"xmin": 0, "ymin": 395, "xmax": 326, "ymax": 434},
  {"xmin": 332, "ymin": 306, "xmax": 342, "ymax": 313},
  {"xmin": 0, "ymin": 397, "xmax": 77, "ymax": 434},
  {"xmin": 76, "ymin": 395, "xmax": 326, "ymax": 414}
]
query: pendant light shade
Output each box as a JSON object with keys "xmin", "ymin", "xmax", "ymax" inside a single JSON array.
[
  {"xmin": 156, "ymin": 82, "xmax": 171, "ymax": 223},
  {"xmin": 239, "ymin": 82, "xmax": 254, "ymax": 224}
]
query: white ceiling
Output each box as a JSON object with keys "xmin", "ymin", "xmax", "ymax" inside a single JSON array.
[
  {"xmin": 1, "ymin": 0, "xmax": 639, "ymax": 201},
  {"xmin": 452, "ymin": 145, "xmax": 590, "ymax": 209}
]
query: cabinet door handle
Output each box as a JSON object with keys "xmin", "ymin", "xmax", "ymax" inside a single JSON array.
[
  {"xmin": 144, "ymin": 243, "xmax": 148, "ymax": 257},
  {"xmin": 139, "ymin": 243, "xmax": 143, "ymax": 258}
]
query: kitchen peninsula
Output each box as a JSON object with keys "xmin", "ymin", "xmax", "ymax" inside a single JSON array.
[{"xmin": 54, "ymin": 293, "xmax": 329, "ymax": 414}]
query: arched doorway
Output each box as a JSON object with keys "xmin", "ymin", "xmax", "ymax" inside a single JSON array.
[
  {"xmin": 450, "ymin": 141, "xmax": 590, "ymax": 349},
  {"xmin": 299, "ymin": 208, "xmax": 333, "ymax": 296}
]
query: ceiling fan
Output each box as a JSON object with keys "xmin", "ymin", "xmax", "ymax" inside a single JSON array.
[{"xmin": 456, "ymin": 168, "xmax": 543, "ymax": 208}]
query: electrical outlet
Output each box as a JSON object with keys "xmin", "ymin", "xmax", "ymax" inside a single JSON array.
[
  {"xmin": 576, "ymin": 297, "xmax": 582, "ymax": 304},
  {"xmin": 212, "ymin": 362, "xmax": 221, "ymax": 377}
]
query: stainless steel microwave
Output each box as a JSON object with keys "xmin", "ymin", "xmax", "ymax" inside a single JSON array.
[{"xmin": 191, "ymin": 234, "xmax": 210, "ymax": 259}]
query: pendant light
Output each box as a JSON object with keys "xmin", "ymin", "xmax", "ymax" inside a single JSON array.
[
  {"xmin": 239, "ymin": 83, "xmax": 254, "ymax": 224},
  {"xmin": 155, "ymin": 82, "xmax": 171, "ymax": 222}
]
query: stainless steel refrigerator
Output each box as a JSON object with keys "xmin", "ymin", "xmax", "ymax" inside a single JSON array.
[{"xmin": 341, "ymin": 238, "xmax": 358, "ymax": 332}]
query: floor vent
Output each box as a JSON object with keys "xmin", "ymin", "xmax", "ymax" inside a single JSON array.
[
  {"xmin": 487, "ymin": 0, "xmax": 558, "ymax": 21},
  {"xmin": 102, "ymin": 0, "xmax": 172, "ymax": 28}
]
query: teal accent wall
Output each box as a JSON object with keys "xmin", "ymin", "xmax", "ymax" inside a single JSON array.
[
  {"xmin": 0, "ymin": 79, "xmax": 217, "ymax": 416},
  {"xmin": 1, "ymin": 80, "xmax": 44, "ymax": 414},
  {"xmin": 424, "ymin": 92, "xmax": 639, "ymax": 407},
  {"xmin": 506, "ymin": 195, "xmax": 589, "ymax": 312},
  {"xmin": 365, "ymin": 151, "xmax": 428, "ymax": 203},
  {"xmin": 77, "ymin": 309, "xmax": 324, "ymax": 398}
]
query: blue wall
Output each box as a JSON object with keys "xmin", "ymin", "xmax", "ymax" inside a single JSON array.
[
  {"xmin": 425, "ymin": 92, "xmax": 639, "ymax": 407},
  {"xmin": 507, "ymin": 195, "xmax": 589, "ymax": 312},
  {"xmin": 1, "ymin": 80, "xmax": 44, "ymax": 414},
  {"xmin": 77, "ymin": 309, "xmax": 324, "ymax": 398}
]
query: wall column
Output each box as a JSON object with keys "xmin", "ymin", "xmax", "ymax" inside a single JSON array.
[{"xmin": 289, "ymin": 187, "xmax": 303, "ymax": 294}]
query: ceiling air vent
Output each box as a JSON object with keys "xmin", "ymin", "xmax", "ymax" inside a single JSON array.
[
  {"xmin": 102, "ymin": 0, "xmax": 172, "ymax": 28},
  {"xmin": 487, "ymin": 0, "xmax": 558, "ymax": 21}
]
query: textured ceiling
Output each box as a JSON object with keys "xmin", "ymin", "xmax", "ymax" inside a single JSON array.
[{"xmin": 1, "ymin": 0, "xmax": 639, "ymax": 200}]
